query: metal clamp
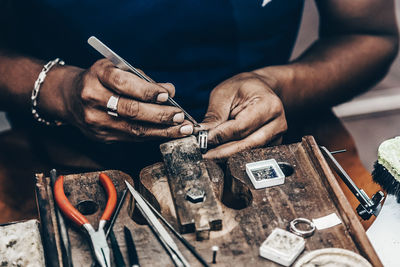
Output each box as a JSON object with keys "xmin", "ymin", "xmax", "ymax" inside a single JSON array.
[
  {"xmin": 289, "ymin": 218, "xmax": 316, "ymax": 238},
  {"xmin": 197, "ymin": 130, "xmax": 208, "ymax": 154}
]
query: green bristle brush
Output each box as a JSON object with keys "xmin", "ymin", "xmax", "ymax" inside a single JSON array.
[{"xmin": 372, "ymin": 136, "xmax": 400, "ymax": 202}]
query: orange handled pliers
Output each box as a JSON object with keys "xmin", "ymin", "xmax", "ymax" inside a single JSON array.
[{"xmin": 54, "ymin": 173, "xmax": 117, "ymax": 267}]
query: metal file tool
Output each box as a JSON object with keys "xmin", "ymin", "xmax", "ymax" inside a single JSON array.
[
  {"xmin": 88, "ymin": 36, "xmax": 199, "ymax": 126},
  {"xmin": 125, "ymin": 180, "xmax": 190, "ymax": 267}
]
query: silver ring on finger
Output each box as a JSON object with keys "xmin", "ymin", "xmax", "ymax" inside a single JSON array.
[{"xmin": 107, "ymin": 95, "xmax": 120, "ymax": 117}]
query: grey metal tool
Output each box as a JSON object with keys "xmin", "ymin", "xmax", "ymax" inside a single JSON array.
[
  {"xmin": 50, "ymin": 169, "xmax": 73, "ymax": 267},
  {"xmin": 320, "ymin": 146, "xmax": 384, "ymax": 220},
  {"xmin": 88, "ymin": 36, "xmax": 199, "ymax": 126},
  {"xmin": 140, "ymin": 191, "xmax": 209, "ymax": 267},
  {"xmin": 106, "ymin": 189, "xmax": 128, "ymax": 237},
  {"xmin": 125, "ymin": 180, "xmax": 190, "ymax": 267},
  {"xmin": 91, "ymin": 188, "xmax": 128, "ymax": 267}
]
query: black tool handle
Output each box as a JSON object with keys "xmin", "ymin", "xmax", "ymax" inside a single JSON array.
[
  {"xmin": 106, "ymin": 188, "xmax": 128, "ymax": 237},
  {"xmin": 110, "ymin": 229, "xmax": 126, "ymax": 267},
  {"xmin": 124, "ymin": 226, "xmax": 140, "ymax": 267},
  {"xmin": 320, "ymin": 146, "xmax": 372, "ymax": 208}
]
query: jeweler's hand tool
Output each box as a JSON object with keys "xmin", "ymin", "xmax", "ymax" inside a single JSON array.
[
  {"xmin": 139, "ymin": 190, "xmax": 209, "ymax": 267},
  {"xmin": 124, "ymin": 226, "xmax": 140, "ymax": 267},
  {"xmin": 54, "ymin": 173, "xmax": 117, "ymax": 267},
  {"xmin": 320, "ymin": 146, "xmax": 384, "ymax": 220},
  {"xmin": 88, "ymin": 36, "xmax": 199, "ymax": 127},
  {"xmin": 90, "ymin": 188, "xmax": 128, "ymax": 267},
  {"xmin": 125, "ymin": 180, "xmax": 190, "ymax": 267},
  {"xmin": 49, "ymin": 169, "xmax": 73, "ymax": 267}
]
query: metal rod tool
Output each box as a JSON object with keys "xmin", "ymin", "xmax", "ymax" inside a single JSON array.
[
  {"xmin": 139, "ymin": 192, "xmax": 209, "ymax": 267},
  {"xmin": 320, "ymin": 146, "xmax": 384, "ymax": 220},
  {"xmin": 50, "ymin": 169, "xmax": 73, "ymax": 267},
  {"xmin": 125, "ymin": 180, "xmax": 190, "ymax": 267},
  {"xmin": 106, "ymin": 189, "xmax": 128, "ymax": 237}
]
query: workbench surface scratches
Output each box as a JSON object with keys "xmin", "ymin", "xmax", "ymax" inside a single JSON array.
[{"xmin": 160, "ymin": 137, "xmax": 223, "ymax": 238}]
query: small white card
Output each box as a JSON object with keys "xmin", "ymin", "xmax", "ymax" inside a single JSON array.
[{"xmin": 313, "ymin": 213, "xmax": 342, "ymax": 230}]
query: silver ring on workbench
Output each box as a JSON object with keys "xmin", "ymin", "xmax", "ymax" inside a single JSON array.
[
  {"xmin": 289, "ymin": 217, "xmax": 316, "ymax": 238},
  {"xmin": 107, "ymin": 95, "xmax": 120, "ymax": 117}
]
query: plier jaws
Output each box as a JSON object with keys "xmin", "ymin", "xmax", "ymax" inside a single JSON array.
[
  {"xmin": 54, "ymin": 173, "xmax": 117, "ymax": 267},
  {"xmin": 84, "ymin": 223, "xmax": 110, "ymax": 267}
]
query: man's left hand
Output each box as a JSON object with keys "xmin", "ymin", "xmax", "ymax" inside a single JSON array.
[{"xmin": 198, "ymin": 72, "xmax": 287, "ymax": 160}]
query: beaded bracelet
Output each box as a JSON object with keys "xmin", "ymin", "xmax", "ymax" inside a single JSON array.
[{"xmin": 31, "ymin": 58, "xmax": 64, "ymax": 126}]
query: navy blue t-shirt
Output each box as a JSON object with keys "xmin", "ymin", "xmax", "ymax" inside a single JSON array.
[
  {"xmin": 7, "ymin": 0, "xmax": 304, "ymax": 119},
  {"xmin": 3, "ymin": 0, "xmax": 304, "ymax": 173}
]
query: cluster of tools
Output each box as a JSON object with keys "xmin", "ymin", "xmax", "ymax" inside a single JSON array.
[
  {"xmin": 50, "ymin": 169, "xmax": 213, "ymax": 267},
  {"xmin": 51, "ymin": 170, "xmax": 130, "ymax": 267}
]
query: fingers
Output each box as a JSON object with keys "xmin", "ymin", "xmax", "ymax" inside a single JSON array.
[
  {"xmin": 197, "ymin": 89, "xmax": 234, "ymax": 132},
  {"xmin": 203, "ymin": 116, "xmax": 287, "ymax": 160},
  {"xmin": 82, "ymin": 59, "xmax": 184, "ymax": 125},
  {"xmin": 116, "ymin": 96, "xmax": 185, "ymax": 124},
  {"xmin": 115, "ymin": 120, "xmax": 193, "ymax": 139},
  {"xmin": 79, "ymin": 107, "xmax": 194, "ymax": 142},
  {"xmin": 98, "ymin": 90, "xmax": 184, "ymax": 125},
  {"xmin": 94, "ymin": 122, "xmax": 194, "ymax": 142},
  {"xmin": 94, "ymin": 59, "xmax": 175, "ymax": 102},
  {"xmin": 75, "ymin": 59, "xmax": 193, "ymax": 143},
  {"xmin": 206, "ymin": 100, "xmax": 281, "ymax": 145},
  {"xmin": 202, "ymin": 94, "xmax": 284, "ymax": 146}
]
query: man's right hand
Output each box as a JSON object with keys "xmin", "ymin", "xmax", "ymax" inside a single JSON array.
[{"xmin": 46, "ymin": 59, "xmax": 194, "ymax": 143}]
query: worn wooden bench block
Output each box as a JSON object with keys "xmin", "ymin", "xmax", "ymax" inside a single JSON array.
[
  {"xmin": 160, "ymin": 136, "xmax": 223, "ymax": 240},
  {"xmin": 0, "ymin": 219, "xmax": 46, "ymax": 266}
]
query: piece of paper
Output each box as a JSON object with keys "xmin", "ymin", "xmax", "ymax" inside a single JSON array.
[{"xmin": 313, "ymin": 213, "xmax": 342, "ymax": 230}]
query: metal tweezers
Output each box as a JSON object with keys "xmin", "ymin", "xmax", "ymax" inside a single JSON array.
[
  {"xmin": 125, "ymin": 180, "xmax": 191, "ymax": 267},
  {"xmin": 88, "ymin": 36, "xmax": 199, "ymax": 126}
]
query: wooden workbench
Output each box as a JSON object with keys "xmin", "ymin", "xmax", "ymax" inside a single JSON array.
[{"xmin": 36, "ymin": 136, "xmax": 382, "ymax": 266}]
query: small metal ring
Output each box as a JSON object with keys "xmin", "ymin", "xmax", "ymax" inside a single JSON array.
[
  {"xmin": 107, "ymin": 95, "xmax": 120, "ymax": 117},
  {"xmin": 289, "ymin": 217, "xmax": 316, "ymax": 238}
]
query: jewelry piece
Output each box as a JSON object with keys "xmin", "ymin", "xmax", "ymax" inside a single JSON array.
[
  {"xmin": 31, "ymin": 58, "xmax": 65, "ymax": 126},
  {"xmin": 197, "ymin": 130, "xmax": 208, "ymax": 154},
  {"xmin": 106, "ymin": 95, "xmax": 120, "ymax": 117},
  {"xmin": 289, "ymin": 218, "xmax": 316, "ymax": 238}
]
